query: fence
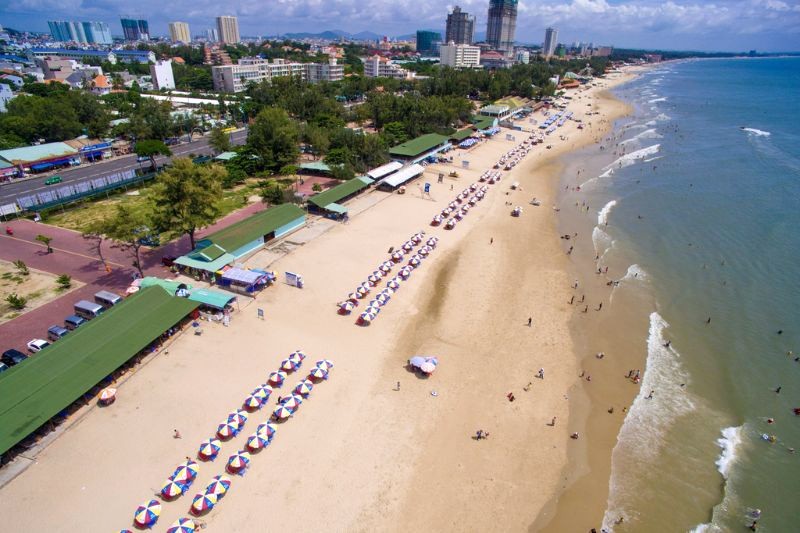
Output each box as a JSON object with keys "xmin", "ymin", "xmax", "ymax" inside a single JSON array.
[{"xmin": 12, "ymin": 169, "xmax": 157, "ymax": 213}]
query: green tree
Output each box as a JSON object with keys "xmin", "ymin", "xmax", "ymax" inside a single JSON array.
[
  {"xmin": 150, "ymin": 158, "xmax": 225, "ymax": 249},
  {"xmin": 247, "ymin": 108, "xmax": 299, "ymax": 172},
  {"xmin": 134, "ymin": 139, "xmax": 172, "ymax": 171},
  {"xmin": 311, "ymin": 182, "xmax": 323, "ymax": 192},
  {"xmin": 259, "ymin": 181, "xmax": 285, "ymax": 205},
  {"xmin": 35, "ymin": 234, "xmax": 53, "ymax": 254},
  {"xmin": 56, "ymin": 274, "xmax": 72, "ymax": 289},
  {"xmin": 12, "ymin": 260, "xmax": 28, "ymax": 276},
  {"xmin": 92, "ymin": 205, "xmax": 151, "ymax": 278},
  {"xmin": 5, "ymin": 293, "xmax": 27, "ymax": 310},
  {"xmin": 209, "ymin": 126, "xmax": 231, "ymax": 153}
]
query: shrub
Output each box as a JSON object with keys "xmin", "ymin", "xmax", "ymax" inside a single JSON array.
[{"xmin": 5, "ymin": 293, "xmax": 27, "ymax": 310}]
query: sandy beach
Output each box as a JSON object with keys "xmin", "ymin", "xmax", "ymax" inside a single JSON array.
[{"xmin": 0, "ymin": 70, "xmax": 638, "ymax": 532}]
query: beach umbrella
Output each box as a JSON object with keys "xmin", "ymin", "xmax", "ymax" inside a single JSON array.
[
  {"xmin": 226, "ymin": 450, "xmax": 251, "ymax": 474},
  {"xmin": 420, "ymin": 361, "xmax": 437, "ymax": 373},
  {"xmin": 227, "ymin": 411, "xmax": 247, "ymax": 427},
  {"xmin": 268, "ymin": 371, "xmax": 287, "ymax": 386},
  {"xmin": 347, "ymin": 292, "xmax": 359, "ymax": 303},
  {"xmin": 387, "ymin": 279, "xmax": 400, "ymax": 290},
  {"xmin": 98, "ymin": 387, "xmax": 116, "ymax": 404},
  {"xmin": 133, "ymin": 499, "xmax": 161, "ymax": 527},
  {"xmin": 205, "ymin": 475, "xmax": 232, "ymax": 498},
  {"xmin": 197, "ymin": 438, "xmax": 221, "ymax": 461},
  {"xmin": 256, "ymin": 422, "xmax": 277, "ymax": 438},
  {"xmin": 280, "ymin": 358, "xmax": 299, "ymax": 372},
  {"xmin": 391, "ymin": 251, "xmax": 404, "ymax": 262},
  {"xmin": 288, "ymin": 350, "xmax": 306, "ymax": 362},
  {"xmin": 217, "ymin": 421, "xmax": 238, "ymax": 440},
  {"xmin": 308, "ymin": 367, "xmax": 328, "ymax": 380},
  {"xmin": 161, "ymin": 479, "xmax": 186, "ymax": 500},
  {"xmin": 376, "ymin": 293, "xmax": 389, "ymax": 305},
  {"xmin": 280, "ymin": 394, "xmax": 302, "ymax": 410},
  {"xmin": 246, "ymin": 432, "xmax": 270, "ymax": 451},
  {"xmin": 402, "ymin": 242, "xmax": 413, "ymax": 252},
  {"xmin": 418, "ymin": 247, "xmax": 429, "ymax": 257},
  {"xmin": 172, "ymin": 465, "xmax": 199, "ymax": 485},
  {"xmin": 339, "ymin": 301, "xmax": 354, "ymax": 314},
  {"xmin": 243, "ymin": 395, "xmax": 263, "ymax": 411},
  {"xmin": 273, "ymin": 405, "xmax": 294, "ymax": 419},
  {"xmin": 315, "ymin": 360, "xmax": 334, "ymax": 372},
  {"xmin": 165, "ymin": 517, "xmax": 196, "ymax": 533},
  {"xmin": 294, "ymin": 380, "xmax": 313, "ymax": 397},
  {"xmin": 257, "ymin": 385, "xmax": 274, "ymax": 400},
  {"xmin": 251, "ymin": 387, "xmax": 268, "ymax": 401},
  {"xmin": 367, "ymin": 274, "xmax": 379, "ymax": 286},
  {"xmin": 190, "ymin": 492, "xmax": 217, "ymax": 515}
]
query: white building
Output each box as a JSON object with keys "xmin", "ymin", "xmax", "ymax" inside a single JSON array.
[
  {"xmin": 543, "ymin": 27, "xmax": 558, "ymax": 58},
  {"xmin": 0, "ymin": 83, "xmax": 16, "ymax": 113},
  {"xmin": 514, "ymin": 50, "xmax": 530, "ymax": 64},
  {"xmin": 169, "ymin": 22, "xmax": 191, "ymax": 43},
  {"xmin": 212, "ymin": 58, "xmax": 343, "ymax": 93},
  {"xmin": 216, "ymin": 16, "xmax": 240, "ymax": 44},
  {"xmin": 150, "ymin": 59, "xmax": 176, "ymax": 90},
  {"xmin": 363, "ymin": 55, "xmax": 414, "ymax": 79},
  {"xmin": 439, "ymin": 42, "xmax": 481, "ymax": 68}
]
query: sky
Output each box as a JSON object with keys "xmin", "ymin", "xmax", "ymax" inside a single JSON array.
[{"xmin": 2, "ymin": 0, "xmax": 800, "ymax": 52}]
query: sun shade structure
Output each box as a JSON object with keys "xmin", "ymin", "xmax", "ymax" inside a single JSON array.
[
  {"xmin": 388, "ymin": 133, "xmax": 449, "ymax": 158},
  {"xmin": 268, "ymin": 371, "xmax": 287, "ymax": 386},
  {"xmin": 246, "ymin": 433, "xmax": 270, "ymax": 451},
  {"xmin": 379, "ymin": 164, "xmax": 425, "ymax": 189},
  {"xmin": 280, "ymin": 358, "xmax": 299, "ymax": 372},
  {"xmin": 197, "ymin": 438, "xmax": 221, "ymax": 461},
  {"xmin": 273, "ymin": 405, "xmax": 294, "ymax": 419},
  {"xmin": 307, "ymin": 176, "xmax": 373, "ymax": 212},
  {"xmin": 221, "ymin": 268, "xmax": 263, "ymax": 285},
  {"xmin": 217, "ymin": 421, "xmax": 238, "ymax": 440},
  {"xmin": 202, "ymin": 204, "xmax": 305, "ymax": 253},
  {"xmin": 226, "ymin": 450, "xmax": 251, "ymax": 473},
  {"xmin": 367, "ymin": 161, "xmax": 403, "ymax": 180},
  {"xmin": 161, "ymin": 479, "xmax": 186, "ymax": 500},
  {"xmin": 190, "ymin": 492, "xmax": 217, "ymax": 515},
  {"xmin": 256, "ymin": 422, "xmax": 277, "ymax": 438},
  {"xmin": 294, "ymin": 380, "xmax": 314, "ymax": 397},
  {"xmin": 166, "ymin": 517, "xmax": 196, "ymax": 533},
  {"xmin": 0, "ymin": 286, "xmax": 199, "ymax": 456},
  {"xmin": 205, "ymin": 475, "xmax": 231, "ymax": 497},
  {"xmin": 243, "ymin": 395, "xmax": 263, "ymax": 411},
  {"xmin": 134, "ymin": 499, "xmax": 161, "ymax": 527}
]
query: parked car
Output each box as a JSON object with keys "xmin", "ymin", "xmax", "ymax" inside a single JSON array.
[
  {"xmin": 0, "ymin": 362, "xmax": 8, "ymax": 373},
  {"xmin": 27, "ymin": 339, "xmax": 50, "ymax": 353},
  {"xmin": 64, "ymin": 314, "xmax": 87, "ymax": 330},
  {"xmin": 47, "ymin": 325, "xmax": 69, "ymax": 341},
  {"xmin": 44, "ymin": 175, "xmax": 63, "ymax": 185},
  {"xmin": 161, "ymin": 255, "xmax": 177, "ymax": 267},
  {"xmin": 2, "ymin": 348, "xmax": 28, "ymax": 366}
]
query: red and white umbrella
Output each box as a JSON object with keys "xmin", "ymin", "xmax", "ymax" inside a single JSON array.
[
  {"xmin": 339, "ymin": 301, "xmax": 354, "ymax": 314},
  {"xmin": 98, "ymin": 387, "xmax": 116, "ymax": 404}
]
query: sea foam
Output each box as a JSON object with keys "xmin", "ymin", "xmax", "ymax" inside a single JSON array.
[
  {"xmin": 649, "ymin": 97, "xmax": 667, "ymax": 103},
  {"xmin": 598, "ymin": 200, "xmax": 617, "ymax": 225},
  {"xmin": 603, "ymin": 144, "xmax": 661, "ymax": 172},
  {"xmin": 715, "ymin": 425, "xmax": 744, "ymax": 480},
  {"xmin": 620, "ymin": 128, "xmax": 663, "ymax": 146},
  {"xmin": 742, "ymin": 127, "xmax": 771, "ymax": 137},
  {"xmin": 592, "ymin": 226, "xmax": 614, "ymax": 258}
]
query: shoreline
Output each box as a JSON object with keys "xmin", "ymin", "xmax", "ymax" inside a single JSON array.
[{"xmin": 0, "ymin": 69, "xmax": 645, "ymax": 532}]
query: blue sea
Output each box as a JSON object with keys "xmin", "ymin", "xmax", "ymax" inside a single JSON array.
[{"xmin": 564, "ymin": 58, "xmax": 800, "ymax": 531}]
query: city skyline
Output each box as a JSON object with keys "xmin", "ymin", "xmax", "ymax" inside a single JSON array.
[{"xmin": 2, "ymin": 0, "xmax": 799, "ymax": 51}]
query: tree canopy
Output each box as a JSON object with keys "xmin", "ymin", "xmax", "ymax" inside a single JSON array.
[{"xmin": 246, "ymin": 108, "xmax": 299, "ymax": 172}]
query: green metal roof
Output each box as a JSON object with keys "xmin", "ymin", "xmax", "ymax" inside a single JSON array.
[
  {"xmin": 204, "ymin": 204, "xmax": 305, "ymax": 253},
  {"xmin": 0, "ymin": 286, "xmax": 199, "ymax": 455},
  {"xmin": 450, "ymin": 128, "xmax": 474, "ymax": 141},
  {"xmin": 196, "ymin": 243, "xmax": 226, "ymax": 262},
  {"xmin": 324, "ymin": 203, "xmax": 347, "ymax": 214},
  {"xmin": 138, "ymin": 277, "xmax": 191, "ymax": 293},
  {"xmin": 308, "ymin": 177, "xmax": 372, "ymax": 209},
  {"xmin": 298, "ymin": 161, "xmax": 332, "ymax": 173},
  {"xmin": 388, "ymin": 133, "xmax": 449, "ymax": 157},
  {"xmin": 213, "ymin": 151, "xmax": 238, "ymax": 161},
  {"xmin": 0, "ymin": 142, "xmax": 78, "ymax": 165},
  {"xmin": 471, "ymin": 115, "xmax": 496, "ymax": 130},
  {"xmin": 174, "ymin": 252, "xmax": 235, "ymax": 272},
  {"xmin": 188, "ymin": 288, "xmax": 235, "ymax": 310}
]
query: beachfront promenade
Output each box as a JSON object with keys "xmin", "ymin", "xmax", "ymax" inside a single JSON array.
[{"xmin": 0, "ymin": 76, "xmax": 636, "ymax": 531}]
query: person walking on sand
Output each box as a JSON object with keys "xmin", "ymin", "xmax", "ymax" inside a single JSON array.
[
  {"xmin": 706, "ymin": 317, "xmax": 712, "ymax": 325},
  {"xmin": 550, "ymin": 417, "xmax": 557, "ymax": 426},
  {"xmin": 646, "ymin": 390, "xmax": 654, "ymax": 399},
  {"xmin": 581, "ymin": 294, "xmax": 586, "ymax": 303},
  {"xmin": 538, "ymin": 368, "xmax": 545, "ymax": 379},
  {"xmin": 569, "ymin": 295, "xmax": 575, "ymax": 305},
  {"xmin": 527, "ymin": 317, "xmax": 532, "ymax": 327},
  {"xmin": 573, "ymin": 279, "xmax": 579, "ymax": 289},
  {"xmin": 173, "ymin": 429, "xmax": 182, "ymax": 439},
  {"xmin": 583, "ymin": 305, "xmax": 589, "ymax": 313},
  {"xmin": 597, "ymin": 302, "xmax": 603, "ymax": 311},
  {"xmin": 490, "ymin": 237, "xmax": 494, "ymax": 244}
]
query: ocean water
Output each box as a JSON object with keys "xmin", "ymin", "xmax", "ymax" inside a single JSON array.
[{"xmin": 566, "ymin": 58, "xmax": 800, "ymax": 531}]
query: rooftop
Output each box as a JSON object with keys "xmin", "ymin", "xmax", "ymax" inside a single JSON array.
[
  {"xmin": 308, "ymin": 176, "xmax": 373, "ymax": 209},
  {"xmin": 0, "ymin": 286, "xmax": 199, "ymax": 456},
  {"xmin": 202, "ymin": 204, "xmax": 305, "ymax": 253},
  {"xmin": 388, "ymin": 133, "xmax": 449, "ymax": 158},
  {"xmin": 0, "ymin": 142, "xmax": 78, "ymax": 165}
]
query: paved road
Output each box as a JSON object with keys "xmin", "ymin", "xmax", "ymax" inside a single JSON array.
[{"xmin": 0, "ymin": 129, "xmax": 248, "ymax": 205}]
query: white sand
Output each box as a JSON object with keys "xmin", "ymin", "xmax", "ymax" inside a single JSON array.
[{"xmin": 0, "ymin": 71, "xmax": 636, "ymax": 532}]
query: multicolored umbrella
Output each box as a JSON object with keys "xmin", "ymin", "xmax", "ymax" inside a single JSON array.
[
  {"xmin": 217, "ymin": 421, "xmax": 238, "ymax": 440},
  {"xmin": 98, "ymin": 387, "xmax": 116, "ymax": 403},
  {"xmin": 226, "ymin": 450, "xmax": 251, "ymax": 473},
  {"xmin": 315, "ymin": 360, "xmax": 334, "ymax": 372},
  {"xmin": 197, "ymin": 438, "xmax": 221, "ymax": 461},
  {"xmin": 268, "ymin": 371, "xmax": 287, "ymax": 386},
  {"xmin": 272, "ymin": 405, "xmax": 294, "ymax": 420},
  {"xmin": 280, "ymin": 359, "xmax": 299, "ymax": 372},
  {"xmin": 246, "ymin": 432, "xmax": 270, "ymax": 451},
  {"xmin": 294, "ymin": 380, "xmax": 313, "ymax": 397},
  {"xmin": 280, "ymin": 394, "xmax": 302, "ymax": 410},
  {"xmin": 161, "ymin": 479, "xmax": 185, "ymax": 500},
  {"xmin": 339, "ymin": 301, "xmax": 354, "ymax": 314},
  {"xmin": 288, "ymin": 353, "xmax": 304, "ymax": 365},
  {"xmin": 172, "ymin": 464, "xmax": 198, "ymax": 484},
  {"xmin": 133, "ymin": 499, "xmax": 161, "ymax": 527},
  {"xmin": 205, "ymin": 475, "xmax": 231, "ymax": 497},
  {"xmin": 308, "ymin": 367, "xmax": 328, "ymax": 380},
  {"xmin": 165, "ymin": 517, "xmax": 196, "ymax": 533},
  {"xmin": 190, "ymin": 492, "xmax": 217, "ymax": 515},
  {"xmin": 256, "ymin": 422, "xmax": 277, "ymax": 438},
  {"xmin": 243, "ymin": 395, "xmax": 262, "ymax": 411},
  {"xmin": 251, "ymin": 388, "xmax": 268, "ymax": 400},
  {"xmin": 228, "ymin": 409, "xmax": 249, "ymax": 425}
]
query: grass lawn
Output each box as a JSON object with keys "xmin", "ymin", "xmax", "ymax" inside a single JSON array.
[{"xmin": 44, "ymin": 180, "xmax": 263, "ymax": 236}]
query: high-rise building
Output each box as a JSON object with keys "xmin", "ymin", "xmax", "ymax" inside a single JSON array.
[
  {"xmin": 440, "ymin": 42, "xmax": 481, "ymax": 68},
  {"xmin": 47, "ymin": 20, "xmax": 111, "ymax": 44},
  {"xmin": 445, "ymin": 6, "xmax": 475, "ymax": 45},
  {"xmin": 216, "ymin": 16, "xmax": 240, "ymax": 44},
  {"xmin": 416, "ymin": 30, "xmax": 442, "ymax": 56},
  {"xmin": 120, "ymin": 18, "xmax": 150, "ymax": 41},
  {"xmin": 212, "ymin": 57, "xmax": 343, "ymax": 92},
  {"xmin": 168, "ymin": 22, "xmax": 191, "ymax": 43},
  {"xmin": 543, "ymin": 27, "xmax": 558, "ymax": 57},
  {"xmin": 205, "ymin": 28, "xmax": 218, "ymax": 42},
  {"xmin": 486, "ymin": 0, "xmax": 517, "ymax": 55},
  {"xmin": 150, "ymin": 60, "xmax": 175, "ymax": 90},
  {"xmin": 82, "ymin": 22, "xmax": 113, "ymax": 45}
]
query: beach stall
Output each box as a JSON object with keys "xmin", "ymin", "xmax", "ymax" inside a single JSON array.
[
  {"xmin": 307, "ymin": 175, "xmax": 374, "ymax": 218},
  {"xmin": 377, "ymin": 164, "xmax": 426, "ymax": 192},
  {"xmin": 217, "ymin": 268, "xmax": 269, "ymax": 296},
  {"xmin": 409, "ymin": 356, "xmax": 439, "ymax": 375}
]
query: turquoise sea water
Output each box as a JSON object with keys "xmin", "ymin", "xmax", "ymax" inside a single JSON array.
[{"xmin": 571, "ymin": 58, "xmax": 800, "ymax": 532}]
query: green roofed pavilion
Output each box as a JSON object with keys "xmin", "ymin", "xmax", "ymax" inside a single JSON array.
[
  {"xmin": 450, "ymin": 129, "xmax": 474, "ymax": 141},
  {"xmin": 471, "ymin": 115, "xmax": 496, "ymax": 130},
  {"xmin": 0, "ymin": 286, "xmax": 199, "ymax": 455},
  {"xmin": 388, "ymin": 133, "xmax": 449, "ymax": 158},
  {"xmin": 308, "ymin": 176, "xmax": 373, "ymax": 209},
  {"xmin": 298, "ymin": 161, "xmax": 332, "ymax": 174},
  {"xmin": 203, "ymin": 204, "xmax": 305, "ymax": 253}
]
